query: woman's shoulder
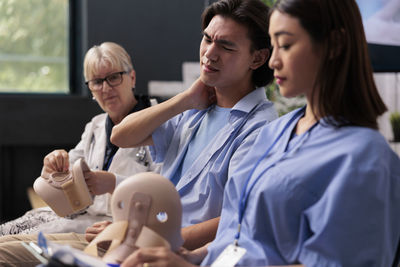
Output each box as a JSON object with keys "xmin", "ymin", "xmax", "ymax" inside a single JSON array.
[
  {"xmin": 320, "ymin": 125, "xmax": 398, "ymax": 166},
  {"xmin": 328, "ymin": 125, "xmax": 387, "ymax": 148}
]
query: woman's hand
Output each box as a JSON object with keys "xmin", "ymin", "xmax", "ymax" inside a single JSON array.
[
  {"xmin": 43, "ymin": 149, "xmax": 69, "ymax": 173},
  {"xmin": 121, "ymin": 247, "xmax": 198, "ymax": 267},
  {"xmin": 178, "ymin": 246, "xmax": 209, "ymax": 265},
  {"xmin": 183, "ymin": 78, "xmax": 216, "ymax": 110},
  {"xmin": 85, "ymin": 220, "xmax": 112, "ymax": 243},
  {"xmin": 84, "ymin": 170, "xmax": 116, "ymax": 195}
]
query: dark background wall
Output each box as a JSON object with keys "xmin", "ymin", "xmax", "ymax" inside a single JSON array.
[
  {"xmin": 86, "ymin": 0, "xmax": 205, "ymax": 95},
  {"xmin": 0, "ymin": 0, "xmax": 205, "ymax": 223}
]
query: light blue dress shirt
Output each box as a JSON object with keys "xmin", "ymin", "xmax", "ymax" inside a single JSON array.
[
  {"xmin": 150, "ymin": 87, "xmax": 277, "ymax": 227},
  {"xmin": 172, "ymin": 105, "xmax": 231, "ymax": 184},
  {"xmin": 203, "ymin": 107, "xmax": 400, "ymax": 266}
]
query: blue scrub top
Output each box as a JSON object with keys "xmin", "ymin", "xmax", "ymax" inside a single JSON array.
[
  {"xmin": 203, "ymin": 107, "xmax": 400, "ymax": 266},
  {"xmin": 150, "ymin": 88, "xmax": 277, "ymax": 227}
]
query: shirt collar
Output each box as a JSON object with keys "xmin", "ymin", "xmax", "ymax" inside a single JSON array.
[{"xmin": 231, "ymin": 87, "xmax": 267, "ymax": 114}]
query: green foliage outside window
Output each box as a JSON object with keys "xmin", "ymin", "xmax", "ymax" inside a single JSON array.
[
  {"xmin": 261, "ymin": 0, "xmax": 276, "ymax": 7},
  {"xmin": 0, "ymin": 0, "xmax": 68, "ymax": 93},
  {"xmin": 390, "ymin": 112, "xmax": 400, "ymax": 142}
]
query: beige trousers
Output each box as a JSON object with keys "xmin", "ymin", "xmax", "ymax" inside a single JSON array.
[{"xmin": 0, "ymin": 233, "xmax": 88, "ymax": 267}]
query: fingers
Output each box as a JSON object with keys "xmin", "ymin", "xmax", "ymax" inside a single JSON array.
[
  {"xmin": 84, "ymin": 171, "xmax": 94, "ymax": 184},
  {"xmin": 85, "ymin": 171, "xmax": 116, "ymax": 195},
  {"xmin": 43, "ymin": 149, "xmax": 69, "ymax": 172},
  {"xmin": 85, "ymin": 221, "xmax": 109, "ymax": 235},
  {"xmin": 85, "ymin": 220, "xmax": 112, "ymax": 242},
  {"xmin": 121, "ymin": 247, "xmax": 186, "ymax": 267},
  {"xmin": 85, "ymin": 233, "xmax": 97, "ymax": 243},
  {"xmin": 86, "ymin": 221, "xmax": 110, "ymax": 231},
  {"xmin": 186, "ymin": 79, "xmax": 217, "ymax": 110},
  {"xmin": 207, "ymin": 87, "xmax": 217, "ymax": 103},
  {"xmin": 91, "ymin": 220, "xmax": 112, "ymax": 228},
  {"xmin": 84, "ymin": 171, "xmax": 96, "ymax": 195},
  {"xmin": 85, "ymin": 225, "xmax": 97, "ymax": 235},
  {"xmin": 121, "ymin": 249, "xmax": 159, "ymax": 267}
]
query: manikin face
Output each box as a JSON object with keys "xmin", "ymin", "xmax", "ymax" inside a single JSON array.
[
  {"xmin": 268, "ymin": 10, "xmax": 322, "ymax": 99},
  {"xmin": 200, "ymin": 15, "xmax": 259, "ymax": 94},
  {"xmin": 89, "ymin": 63, "xmax": 136, "ymax": 122}
]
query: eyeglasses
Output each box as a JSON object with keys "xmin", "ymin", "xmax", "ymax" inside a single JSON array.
[{"xmin": 85, "ymin": 71, "xmax": 127, "ymax": 91}]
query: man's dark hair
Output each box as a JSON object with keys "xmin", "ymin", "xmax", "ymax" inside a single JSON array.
[{"xmin": 202, "ymin": 0, "xmax": 274, "ymax": 88}]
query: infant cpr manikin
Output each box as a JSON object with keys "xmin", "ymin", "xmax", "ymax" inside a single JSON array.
[
  {"xmin": 33, "ymin": 158, "xmax": 93, "ymax": 217},
  {"xmin": 84, "ymin": 172, "xmax": 184, "ymax": 265}
]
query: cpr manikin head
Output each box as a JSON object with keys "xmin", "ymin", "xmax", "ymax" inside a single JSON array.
[
  {"xmin": 33, "ymin": 158, "xmax": 93, "ymax": 217},
  {"xmin": 84, "ymin": 172, "xmax": 184, "ymax": 264}
]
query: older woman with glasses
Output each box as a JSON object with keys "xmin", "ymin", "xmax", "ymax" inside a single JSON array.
[{"xmin": 0, "ymin": 41, "xmax": 159, "ymax": 237}]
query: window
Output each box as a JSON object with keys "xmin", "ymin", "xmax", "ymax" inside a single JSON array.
[{"xmin": 0, "ymin": 0, "xmax": 69, "ymax": 93}]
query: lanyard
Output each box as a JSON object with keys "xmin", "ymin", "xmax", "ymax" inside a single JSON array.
[{"xmin": 234, "ymin": 106, "xmax": 318, "ymax": 244}]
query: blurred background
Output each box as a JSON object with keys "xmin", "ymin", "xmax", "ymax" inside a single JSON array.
[{"xmin": 0, "ymin": 0, "xmax": 399, "ymax": 224}]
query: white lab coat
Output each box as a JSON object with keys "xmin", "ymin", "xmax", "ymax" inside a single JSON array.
[
  {"xmin": 0, "ymin": 109, "xmax": 161, "ymax": 235},
  {"xmin": 24, "ymin": 113, "xmax": 160, "ymax": 234},
  {"xmin": 69, "ymin": 112, "xmax": 160, "ymax": 216}
]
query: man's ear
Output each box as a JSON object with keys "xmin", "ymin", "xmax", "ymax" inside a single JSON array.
[{"xmin": 250, "ymin": 48, "xmax": 270, "ymax": 70}]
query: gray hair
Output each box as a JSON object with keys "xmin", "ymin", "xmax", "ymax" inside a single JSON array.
[{"xmin": 83, "ymin": 42, "xmax": 133, "ymax": 81}]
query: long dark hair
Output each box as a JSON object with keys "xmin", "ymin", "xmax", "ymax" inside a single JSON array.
[
  {"xmin": 202, "ymin": 0, "xmax": 274, "ymax": 88},
  {"xmin": 271, "ymin": 0, "xmax": 387, "ymax": 129}
]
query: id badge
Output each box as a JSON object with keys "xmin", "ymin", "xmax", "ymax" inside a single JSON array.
[{"xmin": 211, "ymin": 244, "xmax": 247, "ymax": 267}]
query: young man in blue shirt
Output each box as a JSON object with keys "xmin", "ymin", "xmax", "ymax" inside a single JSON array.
[{"xmin": 112, "ymin": 0, "xmax": 277, "ymax": 250}]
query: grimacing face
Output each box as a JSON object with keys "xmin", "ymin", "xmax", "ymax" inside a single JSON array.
[
  {"xmin": 199, "ymin": 15, "xmax": 259, "ymax": 94},
  {"xmin": 268, "ymin": 10, "xmax": 322, "ymax": 100}
]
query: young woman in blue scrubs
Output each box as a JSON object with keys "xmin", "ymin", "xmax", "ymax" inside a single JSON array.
[{"xmin": 121, "ymin": 0, "xmax": 400, "ymax": 266}]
